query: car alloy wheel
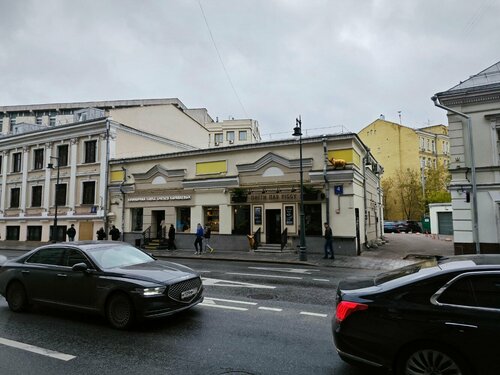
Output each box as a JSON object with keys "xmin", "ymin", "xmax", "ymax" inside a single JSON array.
[
  {"xmin": 6, "ymin": 281, "xmax": 28, "ymax": 312},
  {"xmin": 400, "ymin": 348, "xmax": 466, "ymax": 375},
  {"xmin": 106, "ymin": 293, "xmax": 135, "ymax": 329}
]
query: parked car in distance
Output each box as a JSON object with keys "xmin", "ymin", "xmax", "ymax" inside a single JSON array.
[
  {"xmin": 396, "ymin": 220, "xmax": 422, "ymax": 233},
  {"xmin": 0, "ymin": 241, "xmax": 204, "ymax": 329},
  {"xmin": 383, "ymin": 221, "xmax": 400, "ymax": 233},
  {"xmin": 332, "ymin": 254, "xmax": 500, "ymax": 375}
]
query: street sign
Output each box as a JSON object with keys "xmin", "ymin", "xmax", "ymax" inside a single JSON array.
[
  {"xmin": 334, "ymin": 185, "xmax": 343, "ymax": 195},
  {"xmin": 90, "ymin": 206, "xmax": 97, "ymax": 213}
]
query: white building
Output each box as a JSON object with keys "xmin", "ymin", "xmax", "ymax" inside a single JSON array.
[{"xmin": 434, "ymin": 61, "xmax": 500, "ymax": 254}]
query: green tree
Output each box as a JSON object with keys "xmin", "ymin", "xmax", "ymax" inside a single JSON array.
[
  {"xmin": 394, "ymin": 168, "xmax": 425, "ymax": 220},
  {"xmin": 424, "ymin": 162, "xmax": 451, "ymax": 205}
]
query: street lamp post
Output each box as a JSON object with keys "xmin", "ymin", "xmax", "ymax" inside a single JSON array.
[
  {"xmin": 293, "ymin": 116, "xmax": 307, "ymax": 261},
  {"xmin": 48, "ymin": 156, "xmax": 60, "ymax": 243}
]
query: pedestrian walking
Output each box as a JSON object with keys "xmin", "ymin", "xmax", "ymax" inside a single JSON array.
[
  {"xmin": 96, "ymin": 227, "xmax": 106, "ymax": 240},
  {"xmin": 67, "ymin": 224, "xmax": 76, "ymax": 241},
  {"xmin": 168, "ymin": 224, "xmax": 177, "ymax": 250},
  {"xmin": 109, "ymin": 225, "xmax": 121, "ymax": 241},
  {"xmin": 323, "ymin": 222, "xmax": 334, "ymax": 259},
  {"xmin": 204, "ymin": 225, "xmax": 214, "ymax": 253},
  {"xmin": 194, "ymin": 223, "xmax": 204, "ymax": 254}
]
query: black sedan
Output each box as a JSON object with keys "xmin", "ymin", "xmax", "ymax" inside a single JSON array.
[
  {"xmin": 332, "ymin": 255, "xmax": 500, "ymax": 375},
  {"xmin": 0, "ymin": 241, "xmax": 203, "ymax": 329}
]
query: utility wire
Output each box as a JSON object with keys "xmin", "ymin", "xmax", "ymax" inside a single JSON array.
[{"xmin": 197, "ymin": 0, "xmax": 249, "ymax": 118}]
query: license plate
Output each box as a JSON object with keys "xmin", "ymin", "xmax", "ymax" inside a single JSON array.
[{"xmin": 181, "ymin": 288, "xmax": 198, "ymax": 300}]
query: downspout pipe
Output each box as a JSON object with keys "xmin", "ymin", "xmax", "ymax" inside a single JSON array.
[
  {"xmin": 103, "ymin": 119, "xmax": 111, "ymax": 237},
  {"xmin": 120, "ymin": 166, "xmax": 127, "ymax": 242},
  {"xmin": 322, "ymin": 137, "xmax": 330, "ymax": 225},
  {"xmin": 431, "ymin": 95, "xmax": 480, "ymax": 254},
  {"xmin": 362, "ymin": 148, "xmax": 370, "ymax": 249}
]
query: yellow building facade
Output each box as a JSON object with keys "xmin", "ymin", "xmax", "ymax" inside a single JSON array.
[{"xmin": 359, "ymin": 118, "xmax": 449, "ymax": 220}]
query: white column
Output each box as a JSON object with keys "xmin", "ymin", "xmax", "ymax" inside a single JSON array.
[
  {"xmin": 0, "ymin": 151, "xmax": 8, "ymax": 215},
  {"xmin": 69, "ymin": 138, "xmax": 78, "ymax": 211},
  {"xmin": 20, "ymin": 146, "xmax": 29, "ymax": 216}
]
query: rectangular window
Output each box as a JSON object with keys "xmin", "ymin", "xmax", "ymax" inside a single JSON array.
[
  {"xmin": 239, "ymin": 131, "xmax": 248, "ymax": 141},
  {"xmin": 55, "ymin": 183, "xmax": 67, "ymax": 206},
  {"xmin": 177, "ymin": 207, "xmax": 191, "ymax": 232},
  {"xmin": 6, "ymin": 226, "xmax": 20, "ymax": 241},
  {"xmin": 31, "ymin": 186, "xmax": 42, "ymax": 207},
  {"xmin": 9, "ymin": 116, "xmax": 16, "ymax": 131},
  {"xmin": 27, "ymin": 226, "xmax": 42, "ymax": 241},
  {"xmin": 304, "ymin": 203, "xmax": 322, "ymax": 235},
  {"xmin": 204, "ymin": 206, "xmax": 219, "ymax": 232},
  {"xmin": 49, "ymin": 114, "xmax": 56, "ymax": 126},
  {"xmin": 12, "ymin": 152, "xmax": 22, "ymax": 173},
  {"xmin": 226, "ymin": 131, "xmax": 235, "ymax": 142},
  {"xmin": 0, "ymin": 155, "xmax": 2, "ymax": 174},
  {"xmin": 84, "ymin": 140, "xmax": 97, "ymax": 163},
  {"xmin": 58, "ymin": 144, "xmax": 69, "ymax": 166},
  {"xmin": 35, "ymin": 115, "xmax": 43, "ymax": 125},
  {"xmin": 232, "ymin": 205, "xmax": 250, "ymax": 235},
  {"xmin": 33, "ymin": 149, "xmax": 44, "ymax": 170},
  {"xmin": 214, "ymin": 133, "xmax": 223, "ymax": 145},
  {"xmin": 131, "ymin": 208, "xmax": 144, "ymax": 231},
  {"xmin": 10, "ymin": 187, "xmax": 20, "ymax": 208},
  {"xmin": 82, "ymin": 181, "xmax": 95, "ymax": 204}
]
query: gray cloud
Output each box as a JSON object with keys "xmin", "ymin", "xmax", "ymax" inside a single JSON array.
[{"xmin": 0, "ymin": 0, "xmax": 498, "ymax": 138}]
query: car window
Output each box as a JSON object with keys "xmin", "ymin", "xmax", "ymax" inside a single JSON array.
[
  {"xmin": 26, "ymin": 248, "xmax": 65, "ymax": 266},
  {"xmin": 437, "ymin": 277, "xmax": 475, "ymax": 306},
  {"xmin": 470, "ymin": 275, "xmax": 500, "ymax": 309},
  {"xmin": 88, "ymin": 244, "xmax": 154, "ymax": 269},
  {"xmin": 63, "ymin": 248, "xmax": 92, "ymax": 268}
]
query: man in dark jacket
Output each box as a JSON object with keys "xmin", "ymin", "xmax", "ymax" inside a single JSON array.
[
  {"xmin": 109, "ymin": 225, "xmax": 121, "ymax": 241},
  {"xmin": 168, "ymin": 224, "xmax": 176, "ymax": 250},
  {"xmin": 323, "ymin": 222, "xmax": 334, "ymax": 259},
  {"xmin": 67, "ymin": 224, "xmax": 76, "ymax": 241}
]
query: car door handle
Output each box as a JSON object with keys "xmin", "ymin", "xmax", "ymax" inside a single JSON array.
[
  {"xmin": 21, "ymin": 270, "xmax": 30, "ymax": 274},
  {"xmin": 445, "ymin": 322, "xmax": 478, "ymax": 329},
  {"xmin": 57, "ymin": 273, "xmax": 68, "ymax": 278}
]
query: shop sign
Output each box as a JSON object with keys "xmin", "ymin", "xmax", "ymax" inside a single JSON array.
[
  {"xmin": 248, "ymin": 193, "xmax": 298, "ymax": 203},
  {"xmin": 128, "ymin": 195, "xmax": 191, "ymax": 202}
]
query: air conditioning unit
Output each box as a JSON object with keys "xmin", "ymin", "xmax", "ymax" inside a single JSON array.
[
  {"xmin": 229, "ymin": 140, "xmax": 234, "ymax": 144},
  {"xmin": 214, "ymin": 142, "xmax": 220, "ymax": 146}
]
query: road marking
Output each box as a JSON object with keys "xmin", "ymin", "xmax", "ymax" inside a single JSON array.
[
  {"xmin": 226, "ymin": 272, "xmax": 302, "ymax": 280},
  {"xmin": 248, "ymin": 267, "xmax": 320, "ymax": 275},
  {"xmin": 313, "ymin": 278, "xmax": 330, "ymax": 282},
  {"xmin": 258, "ymin": 307, "xmax": 282, "ymax": 312},
  {"xmin": 202, "ymin": 277, "xmax": 275, "ymax": 289},
  {"xmin": 0, "ymin": 337, "xmax": 76, "ymax": 361},
  {"xmin": 200, "ymin": 299, "xmax": 248, "ymax": 311},
  {"xmin": 205, "ymin": 297, "xmax": 257, "ymax": 305},
  {"xmin": 300, "ymin": 312, "xmax": 328, "ymax": 318}
]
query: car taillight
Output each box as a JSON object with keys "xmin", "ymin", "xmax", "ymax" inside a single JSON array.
[{"xmin": 335, "ymin": 301, "xmax": 368, "ymax": 322}]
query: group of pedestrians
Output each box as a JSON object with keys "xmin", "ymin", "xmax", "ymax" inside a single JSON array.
[
  {"xmin": 194, "ymin": 223, "xmax": 213, "ymax": 255},
  {"xmin": 65, "ymin": 224, "xmax": 122, "ymax": 242}
]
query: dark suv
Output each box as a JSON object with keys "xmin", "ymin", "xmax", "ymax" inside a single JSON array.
[
  {"xmin": 333, "ymin": 255, "xmax": 500, "ymax": 375},
  {"xmin": 396, "ymin": 220, "xmax": 422, "ymax": 233}
]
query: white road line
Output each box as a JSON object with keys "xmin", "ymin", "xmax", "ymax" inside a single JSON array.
[
  {"xmin": 226, "ymin": 272, "xmax": 302, "ymax": 280},
  {"xmin": 205, "ymin": 297, "xmax": 257, "ymax": 305},
  {"xmin": 300, "ymin": 312, "xmax": 328, "ymax": 318},
  {"xmin": 0, "ymin": 337, "xmax": 76, "ymax": 361},
  {"xmin": 258, "ymin": 307, "xmax": 282, "ymax": 312},
  {"xmin": 313, "ymin": 278, "xmax": 330, "ymax": 282},
  {"xmin": 202, "ymin": 277, "xmax": 276, "ymax": 289},
  {"xmin": 248, "ymin": 267, "xmax": 320, "ymax": 275},
  {"xmin": 199, "ymin": 303, "xmax": 248, "ymax": 311}
]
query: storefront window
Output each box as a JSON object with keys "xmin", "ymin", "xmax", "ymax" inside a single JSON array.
[
  {"xmin": 204, "ymin": 206, "xmax": 219, "ymax": 232},
  {"xmin": 177, "ymin": 207, "xmax": 191, "ymax": 232},
  {"xmin": 233, "ymin": 205, "xmax": 250, "ymax": 235},
  {"xmin": 131, "ymin": 208, "xmax": 143, "ymax": 231},
  {"xmin": 304, "ymin": 203, "xmax": 322, "ymax": 235}
]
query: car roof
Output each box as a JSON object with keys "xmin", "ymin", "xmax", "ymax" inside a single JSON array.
[{"xmin": 34, "ymin": 241, "xmax": 132, "ymax": 252}]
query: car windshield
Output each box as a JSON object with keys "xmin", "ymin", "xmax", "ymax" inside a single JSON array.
[{"xmin": 88, "ymin": 244, "xmax": 154, "ymax": 269}]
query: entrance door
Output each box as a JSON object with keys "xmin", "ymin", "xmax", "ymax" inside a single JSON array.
[
  {"xmin": 153, "ymin": 210, "xmax": 165, "ymax": 238},
  {"xmin": 265, "ymin": 209, "xmax": 281, "ymax": 244},
  {"xmin": 79, "ymin": 222, "xmax": 93, "ymax": 240},
  {"xmin": 438, "ymin": 212, "xmax": 453, "ymax": 235}
]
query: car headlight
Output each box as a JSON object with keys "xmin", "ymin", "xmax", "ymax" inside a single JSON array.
[{"xmin": 137, "ymin": 286, "xmax": 166, "ymax": 297}]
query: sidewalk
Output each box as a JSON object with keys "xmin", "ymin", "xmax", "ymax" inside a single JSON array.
[{"xmin": 0, "ymin": 233, "xmax": 455, "ymax": 271}]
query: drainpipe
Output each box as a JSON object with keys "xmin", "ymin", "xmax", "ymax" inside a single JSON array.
[
  {"xmin": 431, "ymin": 95, "xmax": 479, "ymax": 254},
  {"xmin": 362, "ymin": 148, "xmax": 370, "ymax": 249},
  {"xmin": 120, "ymin": 166, "xmax": 127, "ymax": 241},
  {"xmin": 322, "ymin": 137, "xmax": 330, "ymax": 225}
]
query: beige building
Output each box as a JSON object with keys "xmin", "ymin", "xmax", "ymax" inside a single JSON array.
[
  {"xmin": 434, "ymin": 61, "xmax": 500, "ymax": 254},
  {"xmin": 0, "ymin": 99, "xmax": 259, "ymax": 242},
  {"xmin": 358, "ymin": 117, "xmax": 449, "ymax": 220},
  {"xmin": 109, "ymin": 134, "xmax": 383, "ymax": 255}
]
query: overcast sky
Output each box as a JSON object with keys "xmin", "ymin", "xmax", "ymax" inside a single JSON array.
[{"xmin": 1, "ymin": 0, "xmax": 499, "ymax": 140}]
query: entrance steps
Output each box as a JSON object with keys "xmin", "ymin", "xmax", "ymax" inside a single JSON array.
[
  {"xmin": 254, "ymin": 243, "xmax": 295, "ymax": 253},
  {"xmin": 144, "ymin": 238, "xmax": 169, "ymax": 250}
]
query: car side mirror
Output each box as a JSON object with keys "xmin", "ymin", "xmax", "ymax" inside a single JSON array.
[{"xmin": 72, "ymin": 262, "xmax": 88, "ymax": 272}]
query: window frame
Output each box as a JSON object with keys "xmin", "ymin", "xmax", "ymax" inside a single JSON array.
[
  {"xmin": 33, "ymin": 148, "xmax": 44, "ymax": 170},
  {"xmin": 10, "ymin": 187, "xmax": 20, "ymax": 208},
  {"xmin": 57, "ymin": 144, "xmax": 69, "ymax": 167},
  {"xmin": 82, "ymin": 181, "xmax": 96, "ymax": 205},
  {"xmin": 31, "ymin": 185, "xmax": 43, "ymax": 207},
  {"xmin": 84, "ymin": 140, "xmax": 97, "ymax": 163},
  {"xmin": 12, "ymin": 152, "xmax": 22, "ymax": 173},
  {"xmin": 239, "ymin": 130, "xmax": 248, "ymax": 141},
  {"xmin": 55, "ymin": 183, "xmax": 67, "ymax": 206}
]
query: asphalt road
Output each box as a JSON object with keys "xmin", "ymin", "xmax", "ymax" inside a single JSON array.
[{"xmin": 0, "ymin": 255, "xmax": 380, "ymax": 375}]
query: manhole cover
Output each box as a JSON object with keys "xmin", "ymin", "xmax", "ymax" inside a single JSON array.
[{"xmin": 248, "ymin": 293, "xmax": 275, "ymax": 300}]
